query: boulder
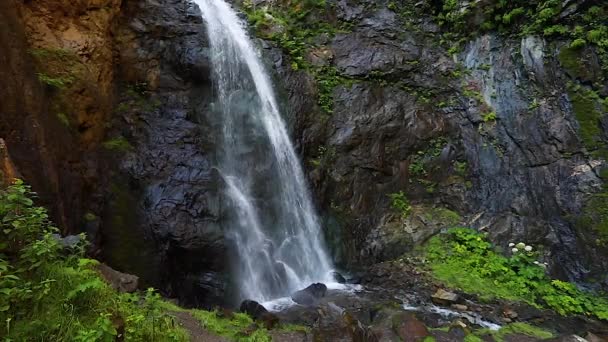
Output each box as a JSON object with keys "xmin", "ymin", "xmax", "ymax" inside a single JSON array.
[
  {"xmin": 239, "ymin": 300, "xmax": 269, "ymax": 320},
  {"xmin": 239, "ymin": 300, "xmax": 280, "ymax": 329},
  {"xmin": 97, "ymin": 263, "xmax": 139, "ymax": 293},
  {"xmin": 393, "ymin": 313, "xmax": 430, "ymax": 342},
  {"xmin": 291, "ymin": 283, "xmax": 328, "ymax": 305},
  {"xmin": 431, "ymin": 289, "xmax": 459, "ymax": 306}
]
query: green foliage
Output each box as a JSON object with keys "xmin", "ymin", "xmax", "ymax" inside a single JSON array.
[
  {"xmin": 473, "ymin": 322, "xmax": 553, "ymax": 341},
  {"xmin": 37, "ymin": 73, "xmax": 72, "ymax": 89},
  {"xmin": 482, "ymin": 111, "xmax": 497, "ymax": 122},
  {"xmin": 423, "ymin": 207, "xmax": 461, "ymax": 226},
  {"xmin": 30, "ymin": 47, "xmax": 81, "ymax": 91},
  {"xmin": 310, "ymin": 145, "xmax": 336, "ymax": 167},
  {"xmin": 409, "ymin": 137, "xmax": 448, "ymax": 177},
  {"xmin": 242, "ymin": 1, "xmax": 354, "ymax": 113},
  {"xmin": 565, "ymin": 83, "xmax": 607, "ymax": 155},
  {"xmin": 56, "ymin": 112, "xmax": 70, "ymax": 127},
  {"xmin": 103, "ymin": 136, "xmax": 134, "ymax": 152},
  {"xmin": 425, "ymin": 228, "xmax": 608, "ymax": 320},
  {"xmin": 389, "ymin": 191, "xmax": 411, "ymax": 219},
  {"xmin": 435, "ymin": 1, "xmax": 608, "ymax": 76},
  {"xmin": 0, "ymin": 180, "xmax": 189, "ymax": 341},
  {"xmin": 191, "ymin": 310, "xmax": 271, "ymax": 341}
]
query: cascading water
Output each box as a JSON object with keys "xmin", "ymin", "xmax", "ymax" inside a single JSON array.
[{"xmin": 194, "ymin": 0, "xmax": 334, "ymax": 302}]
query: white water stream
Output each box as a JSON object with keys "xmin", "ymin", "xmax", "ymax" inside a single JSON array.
[{"xmin": 194, "ymin": 0, "xmax": 334, "ymax": 302}]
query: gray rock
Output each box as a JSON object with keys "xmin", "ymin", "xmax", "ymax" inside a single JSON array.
[{"xmin": 431, "ymin": 289, "xmax": 459, "ymax": 306}]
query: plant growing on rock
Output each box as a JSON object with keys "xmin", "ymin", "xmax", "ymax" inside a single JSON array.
[
  {"xmin": 389, "ymin": 191, "xmax": 412, "ymax": 219},
  {"xmin": 425, "ymin": 228, "xmax": 608, "ymax": 320}
]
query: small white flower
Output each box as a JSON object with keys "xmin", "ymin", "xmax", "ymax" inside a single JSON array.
[
  {"xmin": 533, "ymin": 261, "xmax": 539, "ymax": 265},
  {"xmin": 524, "ymin": 245, "xmax": 533, "ymax": 252},
  {"xmin": 516, "ymin": 242, "xmax": 526, "ymax": 249},
  {"xmin": 508, "ymin": 243, "xmax": 515, "ymax": 247},
  {"xmin": 512, "ymin": 248, "xmax": 519, "ymax": 253}
]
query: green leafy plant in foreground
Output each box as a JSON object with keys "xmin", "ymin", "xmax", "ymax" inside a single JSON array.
[
  {"xmin": 424, "ymin": 227, "xmax": 608, "ymax": 320},
  {"xmin": 0, "ymin": 180, "xmax": 189, "ymax": 341}
]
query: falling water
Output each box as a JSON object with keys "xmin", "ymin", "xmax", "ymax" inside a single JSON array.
[{"xmin": 194, "ymin": 0, "xmax": 334, "ymax": 302}]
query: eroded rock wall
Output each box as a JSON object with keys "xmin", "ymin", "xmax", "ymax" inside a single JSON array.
[{"xmin": 0, "ymin": 0, "xmax": 121, "ymax": 232}]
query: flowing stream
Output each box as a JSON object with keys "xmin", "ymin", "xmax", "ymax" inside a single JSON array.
[{"xmin": 194, "ymin": 0, "xmax": 334, "ymax": 302}]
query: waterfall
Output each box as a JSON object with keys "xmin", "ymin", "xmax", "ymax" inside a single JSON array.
[{"xmin": 193, "ymin": 0, "xmax": 334, "ymax": 302}]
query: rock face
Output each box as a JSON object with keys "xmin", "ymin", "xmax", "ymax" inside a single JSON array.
[
  {"xmin": 102, "ymin": 0, "xmax": 225, "ymax": 307},
  {"xmin": 257, "ymin": 0, "xmax": 608, "ymax": 289},
  {"xmin": 0, "ymin": 0, "xmax": 120, "ymax": 233}
]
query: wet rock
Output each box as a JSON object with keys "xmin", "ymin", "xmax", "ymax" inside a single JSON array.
[
  {"xmin": 546, "ymin": 335, "xmax": 588, "ymax": 342},
  {"xmin": 97, "ymin": 263, "xmax": 139, "ymax": 293},
  {"xmin": 431, "ymin": 289, "xmax": 460, "ymax": 306},
  {"xmin": 239, "ymin": 300, "xmax": 280, "ymax": 329},
  {"xmin": 503, "ymin": 308, "xmax": 518, "ymax": 320},
  {"xmin": 451, "ymin": 304, "xmax": 468, "ymax": 311},
  {"xmin": 240, "ymin": 300, "xmax": 269, "ymax": 320},
  {"xmin": 332, "ymin": 271, "xmax": 347, "ymax": 284},
  {"xmin": 292, "ymin": 283, "xmax": 328, "ymax": 305},
  {"xmin": 392, "ymin": 313, "xmax": 430, "ymax": 342},
  {"xmin": 584, "ymin": 332, "xmax": 607, "ymax": 342}
]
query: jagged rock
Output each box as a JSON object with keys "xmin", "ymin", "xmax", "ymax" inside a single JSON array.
[
  {"xmin": 292, "ymin": 283, "xmax": 328, "ymax": 305},
  {"xmin": 431, "ymin": 289, "xmax": 459, "ymax": 306},
  {"xmin": 97, "ymin": 263, "xmax": 139, "ymax": 293}
]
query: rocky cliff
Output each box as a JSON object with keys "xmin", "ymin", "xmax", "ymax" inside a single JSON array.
[
  {"xmin": 1, "ymin": 0, "xmax": 607, "ymax": 310},
  {"xmin": 242, "ymin": 0, "xmax": 608, "ymax": 290}
]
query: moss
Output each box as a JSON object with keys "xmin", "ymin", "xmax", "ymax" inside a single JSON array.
[
  {"xmin": 558, "ymin": 46, "xmax": 588, "ymax": 80},
  {"xmin": 423, "ymin": 207, "xmax": 462, "ymax": 226},
  {"xmin": 29, "ymin": 47, "xmax": 83, "ymax": 91},
  {"xmin": 492, "ymin": 322, "xmax": 553, "ymax": 342},
  {"xmin": 56, "ymin": 112, "xmax": 70, "ymax": 127},
  {"xmin": 566, "ymin": 84, "xmax": 606, "ymax": 155},
  {"xmin": 102, "ymin": 136, "xmax": 133, "ymax": 152},
  {"xmin": 83, "ymin": 212, "xmax": 97, "ymax": 222}
]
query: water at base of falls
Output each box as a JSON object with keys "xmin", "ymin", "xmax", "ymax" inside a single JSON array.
[{"xmin": 194, "ymin": 0, "xmax": 334, "ymax": 303}]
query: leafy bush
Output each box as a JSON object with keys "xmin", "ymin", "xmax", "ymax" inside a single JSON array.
[
  {"xmin": 0, "ymin": 180, "xmax": 189, "ymax": 340},
  {"xmin": 425, "ymin": 228, "xmax": 608, "ymax": 320},
  {"xmin": 389, "ymin": 191, "xmax": 412, "ymax": 219}
]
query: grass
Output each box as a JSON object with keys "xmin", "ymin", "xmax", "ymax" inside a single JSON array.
[
  {"xmin": 424, "ymin": 228, "xmax": 608, "ymax": 320},
  {"xmin": 191, "ymin": 310, "xmax": 272, "ymax": 342}
]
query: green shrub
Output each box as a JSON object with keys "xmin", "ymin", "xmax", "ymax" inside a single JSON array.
[
  {"xmin": 424, "ymin": 228, "xmax": 608, "ymax": 320},
  {"xmin": 482, "ymin": 111, "xmax": 497, "ymax": 122},
  {"xmin": 0, "ymin": 180, "xmax": 189, "ymax": 340},
  {"xmin": 389, "ymin": 191, "xmax": 412, "ymax": 219}
]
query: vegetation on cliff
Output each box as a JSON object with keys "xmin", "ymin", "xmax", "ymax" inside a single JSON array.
[{"xmin": 424, "ymin": 228, "xmax": 608, "ymax": 320}]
